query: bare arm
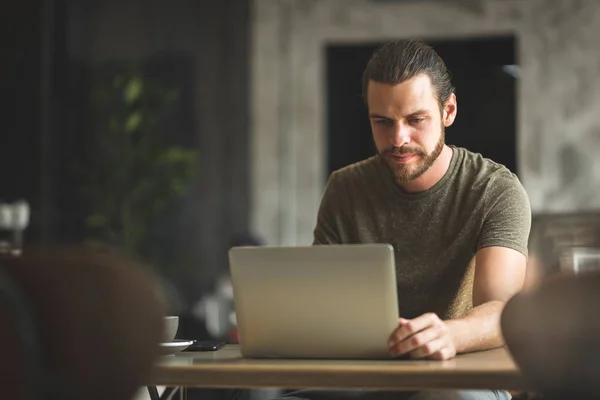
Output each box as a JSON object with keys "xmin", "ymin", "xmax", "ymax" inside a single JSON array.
[
  {"xmin": 446, "ymin": 177, "xmax": 531, "ymax": 354},
  {"xmin": 388, "ymin": 246, "xmax": 527, "ymax": 360},
  {"xmin": 447, "ymin": 245, "xmax": 527, "ymax": 353}
]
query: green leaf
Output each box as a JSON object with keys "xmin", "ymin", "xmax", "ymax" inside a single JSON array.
[
  {"xmin": 124, "ymin": 76, "xmax": 143, "ymax": 104},
  {"xmin": 125, "ymin": 112, "xmax": 142, "ymax": 133},
  {"xmin": 171, "ymin": 180, "xmax": 187, "ymax": 195},
  {"xmin": 159, "ymin": 148, "xmax": 198, "ymax": 165}
]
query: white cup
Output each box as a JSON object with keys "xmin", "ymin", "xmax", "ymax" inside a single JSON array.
[{"xmin": 163, "ymin": 316, "xmax": 179, "ymax": 343}]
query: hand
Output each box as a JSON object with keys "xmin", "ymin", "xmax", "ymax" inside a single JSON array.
[{"xmin": 387, "ymin": 313, "xmax": 457, "ymax": 360}]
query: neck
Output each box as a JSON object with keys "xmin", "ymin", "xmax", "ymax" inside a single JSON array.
[{"xmin": 397, "ymin": 145, "xmax": 453, "ymax": 193}]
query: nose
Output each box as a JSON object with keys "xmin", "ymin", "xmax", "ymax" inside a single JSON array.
[{"xmin": 390, "ymin": 122, "xmax": 411, "ymax": 147}]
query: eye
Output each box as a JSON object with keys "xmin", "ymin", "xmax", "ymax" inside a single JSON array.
[
  {"xmin": 374, "ymin": 119, "xmax": 394, "ymax": 127},
  {"xmin": 409, "ymin": 117, "xmax": 425, "ymax": 124}
]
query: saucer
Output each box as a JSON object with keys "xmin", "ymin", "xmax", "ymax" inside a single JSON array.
[{"xmin": 159, "ymin": 339, "xmax": 195, "ymax": 355}]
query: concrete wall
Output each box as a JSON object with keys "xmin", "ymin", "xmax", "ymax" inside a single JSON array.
[{"xmin": 251, "ymin": 0, "xmax": 600, "ymax": 246}]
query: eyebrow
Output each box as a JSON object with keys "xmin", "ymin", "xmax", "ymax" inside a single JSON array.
[
  {"xmin": 369, "ymin": 113, "xmax": 393, "ymax": 120},
  {"xmin": 369, "ymin": 109, "xmax": 430, "ymax": 120}
]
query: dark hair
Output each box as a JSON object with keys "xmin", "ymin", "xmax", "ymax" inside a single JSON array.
[{"xmin": 362, "ymin": 39, "xmax": 455, "ymax": 109}]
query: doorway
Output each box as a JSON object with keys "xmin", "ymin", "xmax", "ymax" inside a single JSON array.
[{"xmin": 326, "ymin": 35, "xmax": 518, "ymax": 177}]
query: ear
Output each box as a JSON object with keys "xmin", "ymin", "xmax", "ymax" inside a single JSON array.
[{"xmin": 442, "ymin": 93, "xmax": 457, "ymax": 127}]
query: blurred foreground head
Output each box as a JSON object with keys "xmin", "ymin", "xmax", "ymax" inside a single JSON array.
[
  {"xmin": 502, "ymin": 269, "xmax": 600, "ymax": 398},
  {"xmin": 0, "ymin": 246, "xmax": 167, "ymax": 400}
]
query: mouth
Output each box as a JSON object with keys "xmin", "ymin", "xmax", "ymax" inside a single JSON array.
[{"xmin": 389, "ymin": 153, "xmax": 417, "ymax": 164}]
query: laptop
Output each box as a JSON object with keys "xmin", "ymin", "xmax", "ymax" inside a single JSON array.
[{"xmin": 228, "ymin": 244, "xmax": 399, "ymax": 359}]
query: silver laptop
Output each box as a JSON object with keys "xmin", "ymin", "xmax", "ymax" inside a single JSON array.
[{"xmin": 228, "ymin": 244, "xmax": 399, "ymax": 359}]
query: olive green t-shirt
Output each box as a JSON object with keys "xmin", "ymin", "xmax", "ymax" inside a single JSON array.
[{"xmin": 313, "ymin": 146, "xmax": 531, "ymax": 320}]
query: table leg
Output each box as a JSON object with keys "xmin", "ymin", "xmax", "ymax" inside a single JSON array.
[
  {"xmin": 147, "ymin": 386, "xmax": 182, "ymax": 400},
  {"xmin": 147, "ymin": 386, "xmax": 160, "ymax": 400}
]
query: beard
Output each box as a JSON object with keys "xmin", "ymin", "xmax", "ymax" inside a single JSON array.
[{"xmin": 378, "ymin": 127, "xmax": 445, "ymax": 185}]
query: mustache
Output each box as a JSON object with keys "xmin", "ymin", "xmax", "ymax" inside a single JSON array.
[{"xmin": 381, "ymin": 146, "xmax": 426, "ymax": 157}]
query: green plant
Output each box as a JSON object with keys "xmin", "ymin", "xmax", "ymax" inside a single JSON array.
[{"xmin": 77, "ymin": 65, "xmax": 197, "ymax": 263}]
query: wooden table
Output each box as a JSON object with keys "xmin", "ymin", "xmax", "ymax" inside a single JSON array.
[{"xmin": 149, "ymin": 345, "xmax": 530, "ymax": 392}]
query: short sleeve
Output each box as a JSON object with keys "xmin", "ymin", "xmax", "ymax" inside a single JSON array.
[
  {"xmin": 477, "ymin": 177, "xmax": 532, "ymax": 256},
  {"xmin": 313, "ymin": 172, "xmax": 342, "ymax": 245}
]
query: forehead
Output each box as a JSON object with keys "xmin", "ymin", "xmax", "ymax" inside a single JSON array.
[{"xmin": 367, "ymin": 74, "xmax": 438, "ymax": 115}]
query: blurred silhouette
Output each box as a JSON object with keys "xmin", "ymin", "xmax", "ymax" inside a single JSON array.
[
  {"xmin": 0, "ymin": 200, "xmax": 30, "ymax": 256},
  {"xmin": 502, "ymin": 258, "xmax": 600, "ymax": 398},
  {"xmin": 0, "ymin": 245, "xmax": 167, "ymax": 400},
  {"xmin": 176, "ymin": 232, "xmax": 265, "ymax": 346},
  {"xmin": 192, "ymin": 232, "xmax": 264, "ymax": 343},
  {"xmin": 179, "ymin": 233, "xmax": 267, "ymax": 400}
]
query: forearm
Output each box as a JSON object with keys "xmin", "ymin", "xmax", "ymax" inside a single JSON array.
[{"xmin": 446, "ymin": 300, "xmax": 505, "ymax": 354}]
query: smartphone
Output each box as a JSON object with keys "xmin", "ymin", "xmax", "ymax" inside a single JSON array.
[{"xmin": 183, "ymin": 340, "xmax": 226, "ymax": 352}]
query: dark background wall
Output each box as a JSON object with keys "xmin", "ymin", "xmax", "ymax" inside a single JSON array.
[
  {"xmin": 2, "ymin": 0, "xmax": 252, "ymax": 306},
  {"xmin": 2, "ymin": 0, "xmax": 44, "ymax": 242}
]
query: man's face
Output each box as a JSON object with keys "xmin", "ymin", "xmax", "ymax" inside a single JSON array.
[{"xmin": 367, "ymin": 74, "xmax": 455, "ymax": 184}]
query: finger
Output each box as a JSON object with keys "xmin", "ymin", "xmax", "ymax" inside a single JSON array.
[
  {"xmin": 427, "ymin": 346, "xmax": 456, "ymax": 361},
  {"xmin": 388, "ymin": 313, "xmax": 441, "ymax": 346},
  {"xmin": 387, "ymin": 318, "xmax": 410, "ymax": 344},
  {"xmin": 389, "ymin": 325, "xmax": 442, "ymax": 357},
  {"xmin": 408, "ymin": 337, "xmax": 447, "ymax": 359}
]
